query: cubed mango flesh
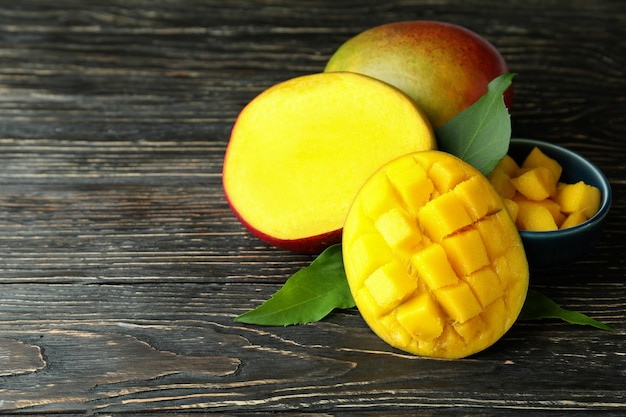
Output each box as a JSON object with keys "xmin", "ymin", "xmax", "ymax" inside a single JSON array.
[
  {"xmin": 364, "ymin": 260, "xmax": 416, "ymax": 314},
  {"xmin": 515, "ymin": 199, "xmax": 558, "ymax": 231},
  {"xmin": 417, "ymin": 192, "xmax": 473, "ymax": 243},
  {"xmin": 510, "ymin": 166, "xmax": 557, "ymax": 201},
  {"xmin": 490, "ymin": 146, "xmax": 602, "ymax": 231},
  {"xmin": 428, "ymin": 158, "xmax": 469, "ymax": 193},
  {"xmin": 453, "ymin": 174, "xmax": 502, "ymax": 221},
  {"xmin": 343, "ymin": 151, "xmax": 529, "ymax": 359},
  {"xmin": 374, "ymin": 207, "xmax": 420, "ymax": 252},
  {"xmin": 560, "ymin": 211, "xmax": 588, "ymax": 229},
  {"xmin": 488, "ymin": 168, "xmax": 517, "ymax": 200},
  {"xmin": 521, "ymin": 146, "xmax": 563, "ymax": 181},
  {"xmin": 496, "ymin": 154, "xmax": 521, "ymax": 177},
  {"xmin": 556, "ymin": 181, "xmax": 601, "ymax": 218},
  {"xmin": 411, "ymin": 244, "xmax": 459, "ymax": 290},
  {"xmin": 385, "ymin": 159, "xmax": 434, "ymax": 217},
  {"xmin": 396, "ymin": 293, "xmax": 444, "ymax": 341},
  {"xmin": 502, "ymin": 198, "xmax": 519, "ymax": 222}
]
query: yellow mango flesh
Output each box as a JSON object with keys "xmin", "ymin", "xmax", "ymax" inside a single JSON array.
[
  {"xmin": 515, "ymin": 199, "xmax": 558, "ymax": 231},
  {"xmin": 491, "ymin": 146, "xmax": 601, "ymax": 231},
  {"xmin": 488, "ymin": 168, "xmax": 516, "ymax": 200},
  {"xmin": 223, "ymin": 72, "xmax": 435, "ymax": 252},
  {"xmin": 511, "ymin": 167, "xmax": 557, "ymax": 201},
  {"xmin": 343, "ymin": 151, "xmax": 529, "ymax": 359},
  {"xmin": 561, "ymin": 211, "xmax": 589, "ymax": 229},
  {"xmin": 556, "ymin": 181, "xmax": 601, "ymax": 218},
  {"xmin": 521, "ymin": 146, "xmax": 563, "ymax": 181}
]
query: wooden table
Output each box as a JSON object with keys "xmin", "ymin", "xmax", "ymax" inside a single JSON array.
[{"xmin": 1, "ymin": 1, "xmax": 624, "ymax": 414}]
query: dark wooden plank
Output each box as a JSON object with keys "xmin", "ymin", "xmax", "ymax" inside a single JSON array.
[
  {"xmin": 0, "ymin": 283, "xmax": 624, "ymax": 413},
  {"xmin": 0, "ymin": 0, "xmax": 624, "ymax": 414}
]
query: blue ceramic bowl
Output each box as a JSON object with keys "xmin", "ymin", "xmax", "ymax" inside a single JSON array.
[{"xmin": 507, "ymin": 138, "xmax": 612, "ymax": 270}]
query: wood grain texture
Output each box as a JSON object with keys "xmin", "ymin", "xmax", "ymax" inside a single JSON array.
[{"xmin": 0, "ymin": 0, "xmax": 625, "ymax": 414}]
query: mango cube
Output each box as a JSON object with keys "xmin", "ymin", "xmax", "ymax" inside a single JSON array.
[
  {"xmin": 494, "ymin": 247, "xmax": 530, "ymax": 289},
  {"xmin": 364, "ymin": 261, "xmax": 416, "ymax": 312},
  {"xmin": 435, "ymin": 282, "xmax": 482, "ymax": 324},
  {"xmin": 521, "ymin": 146, "xmax": 563, "ymax": 181},
  {"xmin": 511, "ymin": 166, "xmax": 557, "ymax": 201},
  {"xmin": 411, "ymin": 244, "xmax": 459, "ymax": 290},
  {"xmin": 475, "ymin": 211, "xmax": 521, "ymax": 260},
  {"xmin": 513, "ymin": 194, "xmax": 566, "ymax": 229},
  {"xmin": 502, "ymin": 198, "xmax": 519, "ymax": 222},
  {"xmin": 358, "ymin": 174, "xmax": 398, "ymax": 218},
  {"xmin": 418, "ymin": 192, "xmax": 473, "ymax": 242},
  {"xmin": 355, "ymin": 287, "xmax": 386, "ymax": 318},
  {"xmin": 385, "ymin": 159, "xmax": 434, "ymax": 215},
  {"xmin": 454, "ymin": 315, "xmax": 488, "ymax": 343},
  {"xmin": 346, "ymin": 233, "xmax": 392, "ymax": 287},
  {"xmin": 560, "ymin": 211, "xmax": 589, "ymax": 229},
  {"xmin": 515, "ymin": 199, "xmax": 558, "ymax": 231},
  {"xmin": 441, "ymin": 229, "xmax": 490, "ymax": 276},
  {"xmin": 464, "ymin": 267, "xmax": 503, "ymax": 307},
  {"xmin": 454, "ymin": 175, "xmax": 502, "ymax": 221},
  {"xmin": 535, "ymin": 197, "xmax": 566, "ymax": 226},
  {"xmin": 495, "ymin": 154, "xmax": 520, "ymax": 177},
  {"xmin": 556, "ymin": 181, "xmax": 601, "ymax": 218},
  {"xmin": 481, "ymin": 297, "xmax": 508, "ymax": 334},
  {"xmin": 375, "ymin": 207, "xmax": 419, "ymax": 251},
  {"xmin": 396, "ymin": 293, "xmax": 444, "ymax": 341},
  {"xmin": 428, "ymin": 158, "xmax": 468, "ymax": 193},
  {"xmin": 488, "ymin": 168, "xmax": 517, "ymax": 200}
]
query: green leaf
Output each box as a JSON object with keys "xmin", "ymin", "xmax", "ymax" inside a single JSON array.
[
  {"xmin": 234, "ymin": 244, "xmax": 355, "ymax": 326},
  {"xmin": 519, "ymin": 289, "xmax": 614, "ymax": 331},
  {"xmin": 435, "ymin": 73, "xmax": 515, "ymax": 176}
]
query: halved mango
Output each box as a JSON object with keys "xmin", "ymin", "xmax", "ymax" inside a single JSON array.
[
  {"xmin": 343, "ymin": 151, "xmax": 529, "ymax": 359},
  {"xmin": 223, "ymin": 72, "xmax": 435, "ymax": 253}
]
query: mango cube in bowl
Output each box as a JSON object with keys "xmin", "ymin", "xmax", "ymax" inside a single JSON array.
[{"xmin": 505, "ymin": 139, "xmax": 612, "ymax": 270}]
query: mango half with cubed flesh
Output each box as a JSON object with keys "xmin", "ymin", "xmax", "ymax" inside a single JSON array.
[
  {"xmin": 223, "ymin": 72, "xmax": 436, "ymax": 254},
  {"xmin": 343, "ymin": 151, "xmax": 529, "ymax": 359}
]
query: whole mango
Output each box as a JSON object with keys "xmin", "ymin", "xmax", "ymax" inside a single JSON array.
[{"xmin": 325, "ymin": 21, "xmax": 512, "ymax": 128}]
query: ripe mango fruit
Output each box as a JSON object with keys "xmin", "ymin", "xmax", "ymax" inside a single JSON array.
[
  {"xmin": 223, "ymin": 72, "xmax": 436, "ymax": 253},
  {"xmin": 343, "ymin": 151, "xmax": 529, "ymax": 359},
  {"xmin": 325, "ymin": 21, "xmax": 511, "ymax": 128}
]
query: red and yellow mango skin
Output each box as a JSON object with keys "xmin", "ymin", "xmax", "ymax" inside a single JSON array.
[{"xmin": 325, "ymin": 20, "xmax": 512, "ymax": 128}]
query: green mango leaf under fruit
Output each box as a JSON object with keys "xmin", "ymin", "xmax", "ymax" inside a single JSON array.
[
  {"xmin": 235, "ymin": 244, "xmax": 354, "ymax": 326},
  {"xmin": 520, "ymin": 289, "xmax": 613, "ymax": 331},
  {"xmin": 436, "ymin": 72, "xmax": 515, "ymax": 176},
  {"xmin": 236, "ymin": 245, "xmax": 612, "ymax": 332}
]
